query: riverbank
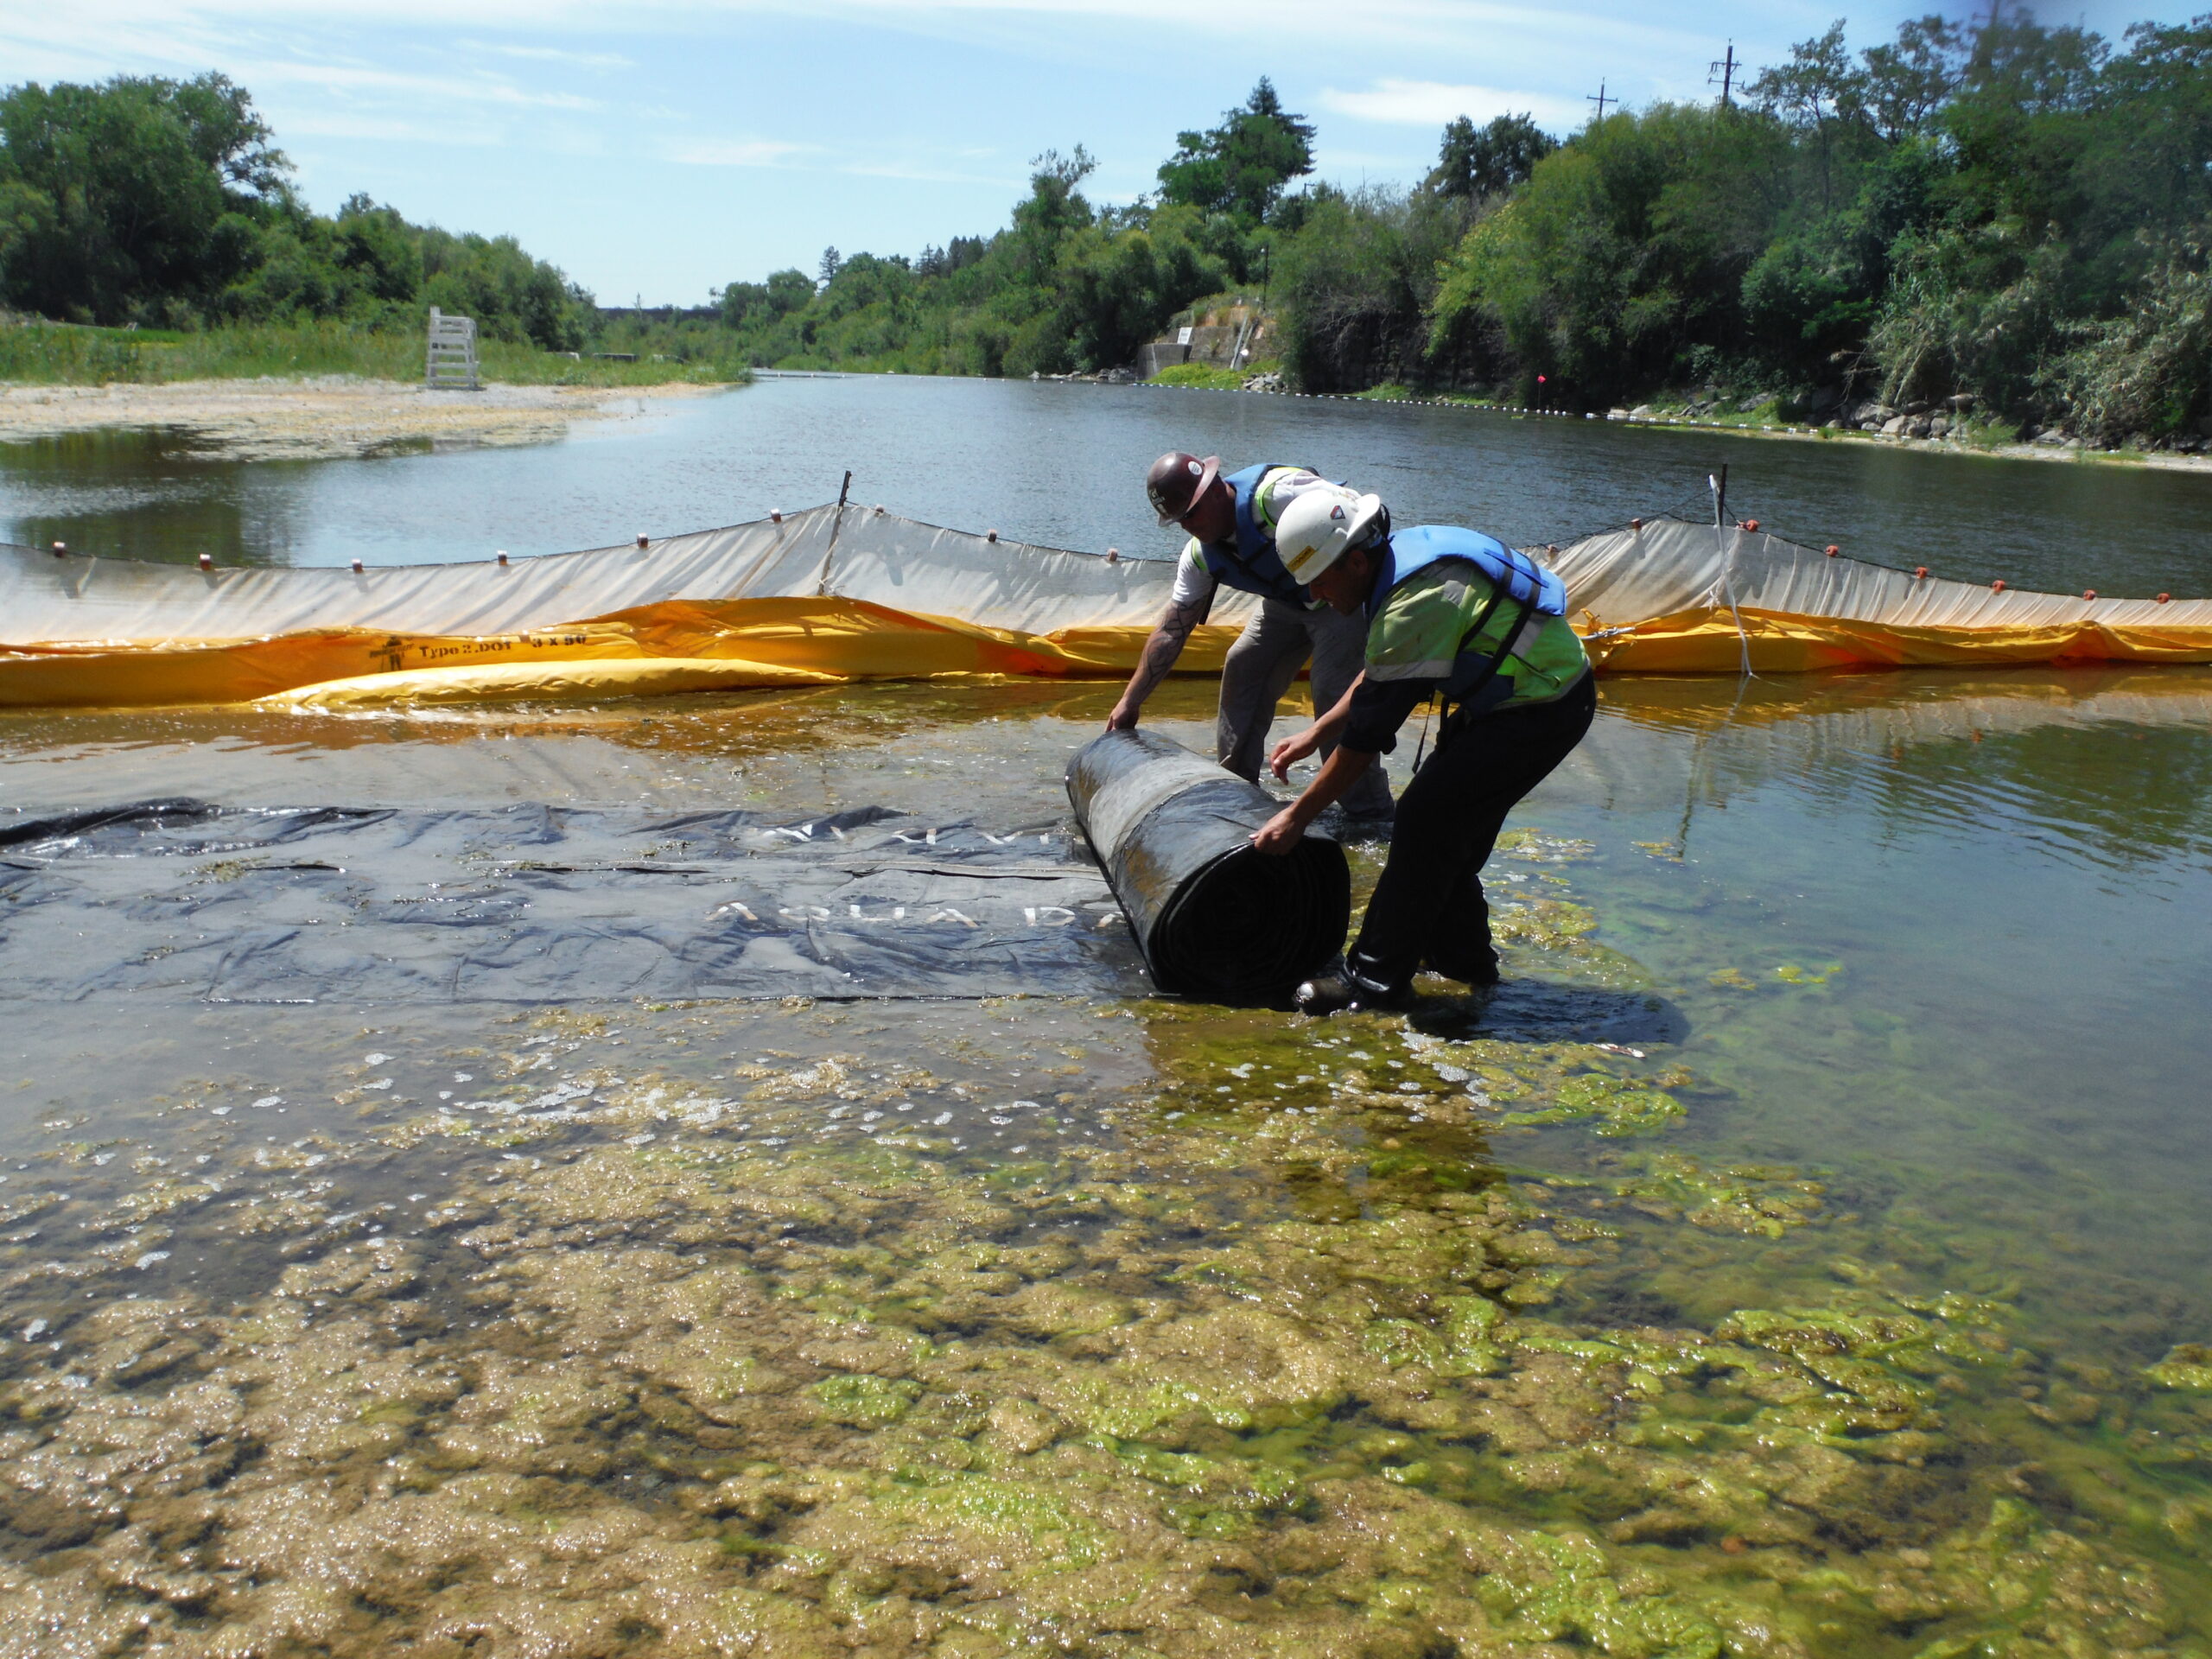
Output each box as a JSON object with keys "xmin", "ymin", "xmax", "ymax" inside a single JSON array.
[
  {"xmin": 0, "ymin": 378, "xmax": 727, "ymax": 463},
  {"xmin": 1138, "ymin": 377, "xmax": 2212, "ymax": 477},
  {"xmin": 1595, "ymin": 401, "xmax": 2212, "ymax": 475},
  {"xmin": 15, "ymin": 360, "xmax": 2200, "ymax": 479}
]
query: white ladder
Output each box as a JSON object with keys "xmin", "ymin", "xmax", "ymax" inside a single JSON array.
[{"xmin": 425, "ymin": 308, "xmax": 481, "ymax": 391}]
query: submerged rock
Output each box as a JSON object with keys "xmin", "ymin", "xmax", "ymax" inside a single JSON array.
[{"xmin": 2146, "ymin": 1344, "xmax": 2212, "ymax": 1392}]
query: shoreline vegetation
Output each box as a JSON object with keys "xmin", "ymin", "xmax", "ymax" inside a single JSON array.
[
  {"xmin": 7, "ymin": 13, "xmax": 2212, "ymax": 460},
  {"xmin": 1134, "ymin": 368, "xmax": 2212, "ymax": 475},
  {"xmin": 0, "ymin": 317, "xmax": 752, "ymax": 391},
  {"xmin": 679, "ymin": 11, "xmax": 2212, "ymax": 461}
]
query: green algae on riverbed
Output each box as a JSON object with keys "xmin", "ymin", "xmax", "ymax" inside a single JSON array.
[
  {"xmin": 4, "ymin": 674, "xmax": 2212, "ymax": 1656},
  {"xmin": 3, "ymin": 985, "xmax": 2209, "ymax": 1655}
]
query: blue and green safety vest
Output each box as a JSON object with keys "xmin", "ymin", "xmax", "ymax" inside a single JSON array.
[
  {"xmin": 1190, "ymin": 462, "xmax": 1312, "ymax": 606},
  {"xmin": 1363, "ymin": 525, "xmax": 1584, "ymax": 709}
]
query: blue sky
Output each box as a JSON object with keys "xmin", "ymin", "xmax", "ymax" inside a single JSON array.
[{"xmin": 3, "ymin": 0, "xmax": 2197, "ymax": 306}]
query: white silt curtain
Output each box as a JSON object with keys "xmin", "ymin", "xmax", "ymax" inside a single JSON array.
[{"xmin": 1, "ymin": 505, "xmax": 2204, "ymax": 709}]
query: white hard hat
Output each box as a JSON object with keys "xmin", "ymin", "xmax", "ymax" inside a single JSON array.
[{"xmin": 1277, "ymin": 486, "xmax": 1387, "ymax": 585}]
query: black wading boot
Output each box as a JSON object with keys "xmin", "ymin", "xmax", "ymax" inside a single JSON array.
[
  {"xmin": 1294, "ymin": 967, "xmax": 1414, "ymax": 1017},
  {"xmin": 1421, "ymin": 946, "xmax": 1501, "ymax": 989}
]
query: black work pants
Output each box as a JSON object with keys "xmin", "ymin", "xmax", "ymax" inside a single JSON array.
[{"xmin": 1347, "ymin": 671, "xmax": 1597, "ymax": 994}]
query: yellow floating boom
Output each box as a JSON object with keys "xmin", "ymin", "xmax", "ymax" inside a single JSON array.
[{"xmin": 2, "ymin": 506, "xmax": 2204, "ymax": 709}]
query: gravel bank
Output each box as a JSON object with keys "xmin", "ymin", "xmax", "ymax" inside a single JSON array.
[{"xmin": 0, "ymin": 376, "xmax": 723, "ymax": 461}]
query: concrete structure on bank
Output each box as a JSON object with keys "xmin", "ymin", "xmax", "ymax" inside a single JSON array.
[{"xmin": 1137, "ymin": 305, "xmax": 1272, "ymax": 379}]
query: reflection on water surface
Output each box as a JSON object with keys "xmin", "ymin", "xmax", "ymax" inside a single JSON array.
[
  {"xmin": 3, "ymin": 670, "xmax": 2209, "ymax": 1654},
  {"xmin": 5, "ymin": 376, "xmax": 2211, "ymax": 597}
]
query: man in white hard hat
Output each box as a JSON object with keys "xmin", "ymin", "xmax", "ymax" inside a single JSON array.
[
  {"xmin": 1251, "ymin": 485, "xmax": 1595, "ymax": 1014},
  {"xmin": 1106, "ymin": 452, "xmax": 1394, "ymax": 819}
]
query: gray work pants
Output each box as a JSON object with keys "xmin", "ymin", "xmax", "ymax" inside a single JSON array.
[{"xmin": 1216, "ymin": 597, "xmax": 1394, "ymax": 817}]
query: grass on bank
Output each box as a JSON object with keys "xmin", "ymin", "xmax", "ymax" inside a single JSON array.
[
  {"xmin": 0, "ymin": 321, "xmax": 753, "ymax": 388},
  {"xmin": 1149, "ymin": 361, "xmax": 1275, "ymax": 390}
]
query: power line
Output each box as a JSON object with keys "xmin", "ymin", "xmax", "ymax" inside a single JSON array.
[
  {"xmin": 1709, "ymin": 41, "xmax": 1738, "ymax": 105},
  {"xmin": 1587, "ymin": 80, "xmax": 1614, "ymax": 120}
]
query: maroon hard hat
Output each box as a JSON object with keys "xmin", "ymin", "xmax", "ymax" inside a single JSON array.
[{"xmin": 1147, "ymin": 451, "xmax": 1220, "ymax": 526}]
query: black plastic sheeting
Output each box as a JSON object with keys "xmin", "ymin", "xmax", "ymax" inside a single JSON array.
[
  {"xmin": 0, "ymin": 800, "xmax": 1146, "ymax": 1002},
  {"xmin": 1066, "ymin": 730, "xmax": 1349, "ymax": 1001}
]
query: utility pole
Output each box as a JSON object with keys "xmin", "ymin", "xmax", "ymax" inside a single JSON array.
[
  {"xmin": 1709, "ymin": 41, "xmax": 1738, "ymax": 106},
  {"xmin": 1587, "ymin": 81, "xmax": 1613, "ymax": 121}
]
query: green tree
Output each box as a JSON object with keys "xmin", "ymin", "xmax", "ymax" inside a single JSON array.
[
  {"xmin": 2056, "ymin": 232, "xmax": 2212, "ymax": 441},
  {"xmin": 1427, "ymin": 103, "xmax": 1794, "ymax": 404},
  {"xmin": 1012, "ymin": 148, "xmax": 1096, "ymax": 281},
  {"xmin": 416, "ymin": 227, "xmax": 591, "ymax": 350},
  {"xmin": 1156, "ymin": 79, "xmax": 1315, "ymax": 223},
  {"xmin": 0, "ymin": 73, "xmax": 286, "ymax": 321},
  {"xmin": 334, "ymin": 196, "xmax": 421, "ymax": 304},
  {"xmin": 767, "ymin": 268, "xmax": 817, "ymax": 312},
  {"xmin": 0, "ymin": 71, "xmax": 596, "ymax": 349},
  {"xmin": 1426, "ymin": 113, "xmax": 1556, "ymax": 200},
  {"xmin": 1868, "ymin": 220, "xmax": 2068, "ymax": 411},
  {"xmin": 1746, "ymin": 22, "xmax": 1866, "ymax": 209},
  {"xmin": 717, "ymin": 267, "xmax": 812, "ymax": 328},
  {"xmin": 1052, "ymin": 206, "xmax": 1226, "ymax": 368},
  {"xmin": 1278, "ymin": 187, "xmax": 1469, "ymax": 391},
  {"xmin": 1939, "ymin": 17, "xmax": 2108, "ymax": 234},
  {"xmin": 2072, "ymin": 16, "xmax": 2212, "ymax": 300},
  {"xmin": 216, "ymin": 215, "xmax": 346, "ymax": 321},
  {"xmin": 1860, "ymin": 16, "xmax": 1967, "ymax": 139}
]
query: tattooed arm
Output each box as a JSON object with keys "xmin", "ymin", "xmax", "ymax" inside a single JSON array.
[{"xmin": 1106, "ymin": 590, "xmax": 1212, "ymax": 731}]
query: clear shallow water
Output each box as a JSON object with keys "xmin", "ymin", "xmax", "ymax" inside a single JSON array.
[
  {"xmin": 3, "ymin": 381, "xmax": 2210, "ymax": 1651},
  {"xmin": 2, "ymin": 673, "xmax": 2209, "ymax": 1653},
  {"xmin": 6, "ymin": 671, "xmax": 2206, "ymax": 1332},
  {"xmin": 4, "ymin": 374, "xmax": 2211, "ymax": 594}
]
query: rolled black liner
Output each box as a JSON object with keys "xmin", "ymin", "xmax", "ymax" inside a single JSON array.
[{"xmin": 1066, "ymin": 729, "xmax": 1350, "ymax": 1002}]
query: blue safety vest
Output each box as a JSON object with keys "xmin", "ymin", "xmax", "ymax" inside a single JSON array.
[
  {"xmin": 1192, "ymin": 462, "xmax": 1310, "ymax": 606},
  {"xmin": 1367, "ymin": 525, "xmax": 1569, "ymax": 702}
]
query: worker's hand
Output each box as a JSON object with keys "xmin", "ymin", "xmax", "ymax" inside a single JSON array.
[
  {"xmin": 1268, "ymin": 727, "xmax": 1320, "ymax": 780},
  {"xmin": 1250, "ymin": 805, "xmax": 1304, "ymax": 856},
  {"xmin": 1104, "ymin": 700, "xmax": 1140, "ymax": 733}
]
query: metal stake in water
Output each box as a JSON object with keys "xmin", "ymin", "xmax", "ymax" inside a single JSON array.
[{"xmin": 1710, "ymin": 465, "xmax": 1755, "ymax": 681}]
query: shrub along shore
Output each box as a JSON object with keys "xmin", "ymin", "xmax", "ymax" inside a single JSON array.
[
  {"xmin": 0, "ymin": 318, "xmax": 749, "ymax": 389},
  {"xmin": 1135, "ymin": 370, "xmax": 2212, "ymax": 473},
  {"xmin": 9, "ymin": 20, "xmax": 2212, "ymax": 454}
]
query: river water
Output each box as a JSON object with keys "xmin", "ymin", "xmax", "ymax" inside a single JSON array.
[
  {"xmin": 1, "ymin": 378, "xmax": 2209, "ymax": 1657},
  {"xmin": 3, "ymin": 373, "xmax": 2210, "ymax": 595}
]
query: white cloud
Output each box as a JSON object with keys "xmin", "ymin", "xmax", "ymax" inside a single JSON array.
[
  {"xmin": 0, "ymin": 0, "xmax": 1560, "ymax": 51},
  {"xmin": 276, "ymin": 111, "xmax": 506, "ymax": 145},
  {"xmin": 480, "ymin": 42, "xmax": 634, "ymax": 67},
  {"xmin": 667, "ymin": 137, "xmax": 815, "ymax": 166},
  {"xmin": 663, "ymin": 138, "xmax": 1014, "ymax": 185},
  {"xmin": 238, "ymin": 59, "xmax": 602, "ymax": 110},
  {"xmin": 1320, "ymin": 79, "xmax": 1590, "ymax": 134},
  {"xmin": 842, "ymin": 157, "xmax": 1020, "ymax": 185}
]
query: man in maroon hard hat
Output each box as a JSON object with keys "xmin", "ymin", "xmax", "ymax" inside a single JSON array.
[{"xmin": 1106, "ymin": 452, "xmax": 1394, "ymax": 818}]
